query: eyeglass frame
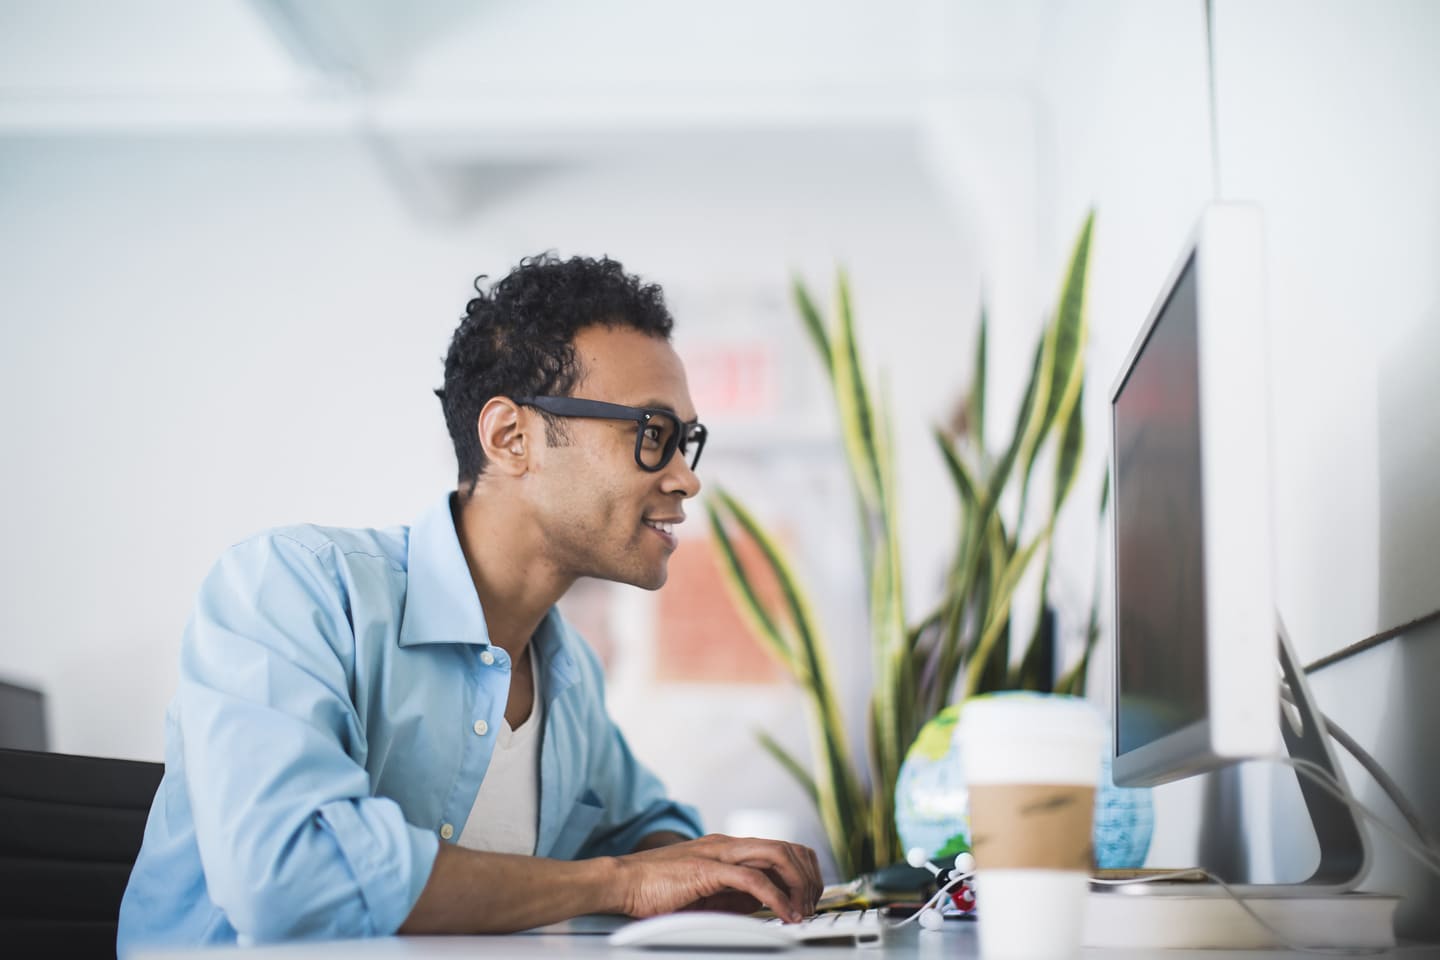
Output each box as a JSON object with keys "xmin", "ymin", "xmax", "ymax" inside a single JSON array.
[{"xmin": 513, "ymin": 395, "xmax": 707, "ymax": 473}]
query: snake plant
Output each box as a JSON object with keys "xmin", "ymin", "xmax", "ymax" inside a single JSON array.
[{"xmin": 706, "ymin": 213, "xmax": 1105, "ymax": 878}]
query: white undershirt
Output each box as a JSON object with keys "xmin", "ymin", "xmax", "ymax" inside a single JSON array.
[{"xmin": 456, "ymin": 648, "xmax": 543, "ymax": 856}]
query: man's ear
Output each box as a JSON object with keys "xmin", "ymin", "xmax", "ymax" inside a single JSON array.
[{"xmin": 476, "ymin": 397, "xmax": 531, "ymax": 476}]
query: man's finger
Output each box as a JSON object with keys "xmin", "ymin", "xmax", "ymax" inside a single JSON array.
[
  {"xmin": 776, "ymin": 842, "xmax": 815, "ymax": 915},
  {"xmin": 718, "ymin": 841, "xmax": 812, "ymax": 915},
  {"xmin": 710, "ymin": 863, "xmax": 801, "ymax": 923}
]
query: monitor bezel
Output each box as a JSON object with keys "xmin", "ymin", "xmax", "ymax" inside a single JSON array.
[{"xmin": 1109, "ymin": 204, "xmax": 1282, "ymax": 787}]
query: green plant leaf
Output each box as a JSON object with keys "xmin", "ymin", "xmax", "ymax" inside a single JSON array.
[
  {"xmin": 1007, "ymin": 217, "xmax": 1096, "ymax": 692},
  {"xmin": 1056, "ymin": 466, "xmax": 1111, "ymax": 696},
  {"xmin": 831, "ymin": 270, "xmax": 886, "ymax": 513},
  {"xmin": 935, "ymin": 429, "xmax": 980, "ymax": 509},
  {"xmin": 1001, "ymin": 332, "xmax": 1052, "ymax": 540},
  {"xmin": 792, "ymin": 276, "xmax": 834, "ymax": 380},
  {"xmin": 968, "ymin": 302, "xmax": 988, "ymax": 452},
  {"xmin": 713, "ymin": 491, "xmax": 828, "ymax": 687},
  {"xmin": 1037, "ymin": 214, "xmax": 1093, "ymax": 457},
  {"xmin": 1011, "ymin": 564, "xmax": 1053, "ymax": 692},
  {"xmin": 1012, "ymin": 383, "xmax": 1088, "ymax": 691},
  {"xmin": 963, "ymin": 520, "xmax": 1057, "ymax": 699},
  {"xmin": 931, "ymin": 334, "xmax": 1047, "ymax": 705},
  {"xmin": 756, "ymin": 731, "xmax": 820, "ymax": 808},
  {"xmin": 864, "ymin": 386, "xmax": 911, "ymax": 869},
  {"xmin": 1016, "ymin": 212, "xmax": 1094, "ymax": 537},
  {"xmin": 712, "ymin": 489, "xmax": 864, "ymax": 867},
  {"xmin": 1052, "ymin": 384, "xmax": 1086, "ymax": 515},
  {"xmin": 704, "ymin": 497, "xmax": 793, "ymax": 672}
]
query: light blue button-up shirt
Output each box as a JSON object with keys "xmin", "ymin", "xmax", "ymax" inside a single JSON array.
[{"xmin": 117, "ymin": 493, "xmax": 702, "ymax": 954}]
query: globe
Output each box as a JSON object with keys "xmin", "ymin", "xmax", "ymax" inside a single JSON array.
[
  {"xmin": 894, "ymin": 696, "xmax": 1155, "ymax": 869},
  {"xmin": 1094, "ymin": 744, "xmax": 1155, "ymax": 869},
  {"xmin": 894, "ymin": 704, "xmax": 972, "ymax": 861}
]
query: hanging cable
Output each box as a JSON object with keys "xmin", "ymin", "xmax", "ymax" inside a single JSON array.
[{"xmin": 1203, "ymin": 0, "xmax": 1222, "ymax": 198}]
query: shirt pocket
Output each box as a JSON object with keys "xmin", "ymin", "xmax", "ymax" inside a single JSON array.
[{"xmin": 546, "ymin": 788, "xmax": 605, "ymax": 860}]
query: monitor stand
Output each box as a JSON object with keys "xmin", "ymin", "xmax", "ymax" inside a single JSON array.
[
  {"xmin": 1266, "ymin": 614, "xmax": 1368, "ymax": 890},
  {"xmin": 1084, "ymin": 617, "xmax": 1394, "ymax": 950}
]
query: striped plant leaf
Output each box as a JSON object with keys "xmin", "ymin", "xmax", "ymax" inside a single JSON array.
[
  {"xmin": 968, "ymin": 303, "xmax": 988, "ymax": 451},
  {"xmin": 713, "ymin": 491, "xmax": 829, "ymax": 689},
  {"xmin": 1010, "ymin": 381, "xmax": 1088, "ymax": 690},
  {"xmin": 1052, "ymin": 384, "xmax": 1086, "ymax": 515},
  {"xmin": 757, "ymin": 731, "xmax": 819, "ymax": 808},
  {"xmin": 935, "ymin": 429, "xmax": 980, "ymax": 511},
  {"xmin": 1031, "ymin": 215, "xmax": 1093, "ymax": 468},
  {"xmin": 1017, "ymin": 213, "xmax": 1093, "ymax": 533},
  {"xmin": 704, "ymin": 499, "xmax": 793, "ymax": 673},
  {"xmin": 933, "ymin": 333, "xmax": 1048, "ymax": 699},
  {"xmin": 867, "ymin": 387, "xmax": 910, "ymax": 865},
  {"xmin": 1055, "ymin": 467, "xmax": 1110, "ymax": 696},
  {"xmin": 710, "ymin": 490, "xmax": 864, "ymax": 861},
  {"xmin": 792, "ymin": 276, "xmax": 833, "ymax": 381},
  {"xmin": 830, "ymin": 270, "xmax": 885, "ymax": 513},
  {"xmin": 963, "ymin": 521, "xmax": 1057, "ymax": 699}
]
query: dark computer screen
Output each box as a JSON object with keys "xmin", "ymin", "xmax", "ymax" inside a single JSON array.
[{"xmin": 1113, "ymin": 254, "xmax": 1209, "ymax": 756}]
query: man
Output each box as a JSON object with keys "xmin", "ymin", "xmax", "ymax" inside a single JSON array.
[{"xmin": 118, "ymin": 254, "xmax": 822, "ymax": 950}]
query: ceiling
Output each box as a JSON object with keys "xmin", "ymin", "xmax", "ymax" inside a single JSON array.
[
  {"xmin": 0, "ymin": 0, "xmax": 1056, "ymax": 137},
  {"xmin": 0, "ymin": 0, "xmax": 1059, "ymax": 223}
]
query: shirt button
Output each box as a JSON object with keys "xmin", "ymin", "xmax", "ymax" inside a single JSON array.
[
  {"xmin": 473, "ymin": 719, "xmax": 489, "ymax": 736},
  {"xmin": 480, "ymin": 650, "xmax": 495, "ymax": 666},
  {"xmin": 439, "ymin": 823, "xmax": 454, "ymax": 840}
]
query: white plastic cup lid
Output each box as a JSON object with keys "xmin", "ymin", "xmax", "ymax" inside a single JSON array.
[{"xmin": 956, "ymin": 693, "xmax": 1105, "ymax": 786}]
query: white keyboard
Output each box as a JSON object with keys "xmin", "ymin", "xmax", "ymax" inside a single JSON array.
[
  {"xmin": 765, "ymin": 908, "xmax": 885, "ymax": 946},
  {"xmin": 609, "ymin": 908, "xmax": 887, "ymax": 950}
]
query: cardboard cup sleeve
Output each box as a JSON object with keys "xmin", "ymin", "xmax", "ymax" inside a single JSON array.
[{"xmin": 969, "ymin": 783, "xmax": 1095, "ymax": 871}]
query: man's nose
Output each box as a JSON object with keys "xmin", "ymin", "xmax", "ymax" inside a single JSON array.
[{"xmin": 663, "ymin": 456, "xmax": 701, "ymax": 498}]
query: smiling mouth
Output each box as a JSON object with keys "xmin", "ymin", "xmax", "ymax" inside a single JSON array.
[{"xmin": 642, "ymin": 519, "xmax": 677, "ymax": 537}]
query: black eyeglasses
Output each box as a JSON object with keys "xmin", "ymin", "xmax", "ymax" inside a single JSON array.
[{"xmin": 515, "ymin": 396, "xmax": 707, "ymax": 473}]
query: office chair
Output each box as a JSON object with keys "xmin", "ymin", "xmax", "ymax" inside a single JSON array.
[{"xmin": 0, "ymin": 747, "xmax": 164, "ymax": 957}]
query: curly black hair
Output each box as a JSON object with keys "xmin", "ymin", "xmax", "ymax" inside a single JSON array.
[{"xmin": 436, "ymin": 253, "xmax": 675, "ymax": 494}]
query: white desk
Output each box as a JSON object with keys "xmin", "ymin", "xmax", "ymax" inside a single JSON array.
[{"xmin": 130, "ymin": 917, "xmax": 1439, "ymax": 959}]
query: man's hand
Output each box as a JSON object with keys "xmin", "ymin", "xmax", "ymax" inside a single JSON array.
[
  {"xmin": 614, "ymin": 834, "xmax": 822, "ymax": 923},
  {"xmin": 401, "ymin": 834, "xmax": 822, "ymax": 934}
]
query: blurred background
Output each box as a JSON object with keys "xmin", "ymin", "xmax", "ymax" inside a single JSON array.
[{"xmin": 1, "ymin": 0, "xmax": 1437, "ymax": 932}]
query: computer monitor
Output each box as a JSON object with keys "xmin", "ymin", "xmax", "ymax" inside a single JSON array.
[
  {"xmin": 1108, "ymin": 204, "xmax": 1367, "ymax": 894},
  {"xmin": 1110, "ymin": 204, "xmax": 1279, "ymax": 787}
]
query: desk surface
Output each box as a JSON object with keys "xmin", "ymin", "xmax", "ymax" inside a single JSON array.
[{"xmin": 130, "ymin": 918, "xmax": 1440, "ymax": 959}]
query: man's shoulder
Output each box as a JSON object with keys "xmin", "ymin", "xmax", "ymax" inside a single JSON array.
[{"xmin": 226, "ymin": 521, "xmax": 410, "ymax": 577}]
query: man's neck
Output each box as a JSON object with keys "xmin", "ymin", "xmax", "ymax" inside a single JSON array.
[{"xmin": 450, "ymin": 489, "xmax": 573, "ymax": 660}]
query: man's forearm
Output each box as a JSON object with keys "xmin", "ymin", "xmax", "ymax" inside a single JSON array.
[
  {"xmin": 400, "ymin": 844, "xmax": 622, "ymax": 934},
  {"xmin": 631, "ymin": 830, "xmax": 692, "ymax": 852}
]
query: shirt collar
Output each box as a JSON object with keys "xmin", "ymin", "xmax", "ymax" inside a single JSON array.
[
  {"xmin": 531, "ymin": 607, "xmax": 581, "ymax": 698},
  {"xmin": 396, "ymin": 492, "xmax": 583, "ymax": 698},
  {"xmin": 398, "ymin": 492, "xmax": 492, "ymax": 648}
]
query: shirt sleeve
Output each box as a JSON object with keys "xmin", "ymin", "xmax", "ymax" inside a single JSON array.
[
  {"xmin": 567, "ymin": 640, "xmax": 704, "ymax": 858},
  {"xmin": 176, "ymin": 533, "xmax": 438, "ymax": 943}
]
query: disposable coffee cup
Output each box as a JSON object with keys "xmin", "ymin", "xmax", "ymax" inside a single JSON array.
[{"xmin": 957, "ymin": 694, "xmax": 1104, "ymax": 960}]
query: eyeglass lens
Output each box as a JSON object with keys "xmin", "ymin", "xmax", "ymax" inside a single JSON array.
[{"xmin": 636, "ymin": 415, "xmax": 703, "ymax": 471}]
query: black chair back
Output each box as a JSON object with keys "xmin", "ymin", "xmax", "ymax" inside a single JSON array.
[{"xmin": 0, "ymin": 748, "xmax": 163, "ymax": 958}]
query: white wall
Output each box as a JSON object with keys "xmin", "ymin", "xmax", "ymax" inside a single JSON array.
[{"xmin": 1035, "ymin": 0, "xmax": 1440, "ymax": 938}]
